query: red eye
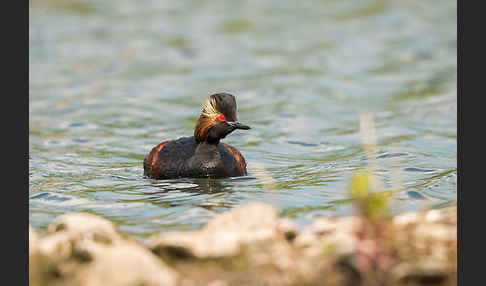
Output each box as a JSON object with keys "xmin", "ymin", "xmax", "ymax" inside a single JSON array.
[{"xmin": 219, "ymin": 114, "xmax": 226, "ymax": 121}]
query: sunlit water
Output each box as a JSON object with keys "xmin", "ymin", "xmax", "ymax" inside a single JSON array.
[{"xmin": 29, "ymin": 0, "xmax": 456, "ymax": 239}]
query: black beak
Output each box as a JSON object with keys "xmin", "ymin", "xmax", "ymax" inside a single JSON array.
[{"xmin": 227, "ymin": 121, "xmax": 251, "ymax": 130}]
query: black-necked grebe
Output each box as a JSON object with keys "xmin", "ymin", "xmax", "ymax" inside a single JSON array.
[{"xmin": 143, "ymin": 93, "xmax": 251, "ymax": 179}]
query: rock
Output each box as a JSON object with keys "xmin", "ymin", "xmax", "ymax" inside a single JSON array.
[
  {"xmin": 37, "ymin": 212, "xmax": 123, "ymax": 261},
  {"xmin": 425, "ymin": 209, "xmax": 443, "ymax": 223},
  {"xmin": 29, "ymin": 227, "xmax": 60, "ymax": 286},
  {"xmin": 71, "ymin": 242, "xmax": 179, "ymax": 286},
  {"xmin": 393, "ymin": 212, "xmax": 421, "ymax": 227},
  {"xmin": 394, "ymin": 207, "xmax": 457, "ymax": 228},
  {"xmin": 294, "ymin": 216, "xmax": 360, "ymax": 258},
  {"xmin": 391, "ymin": 259, "xmax": 450, "ymax": 285},
  {"xmin": 29, "ymin": 226, "xmax": 38, "ymax": 255},
  {"xmin": 29, "ymin": 203, "xmax": 457, "ymax": 286},
  {"xmin": 31, "ymin": 212, "xmax": 179, "ymax": 286},
  {"xmin": 207, "ymin": 280, "xmax": 228, "ymax": 286},
  {"xmin": 277, "ymin": 218, "xmax": 298, "ymax": 241},
  {"xmin": 413, "ymin": 224, "xmax": 456, "ymax": 243},
  {"xmin": 148, "ymin": 203, "xmax": 288, "ymax": 259},
  {"xmin": 47, "ymin": 212, "xmax": 124, "ymax": 243},
  {"xmin": 392, "ymin": 207, "xmax": 457, "ymax": 263}
]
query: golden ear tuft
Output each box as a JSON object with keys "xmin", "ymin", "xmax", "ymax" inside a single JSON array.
[
  {"xmin": 194, "ymin": 97, "xmax": 222, "ymax": 142},
  {"xmin": 201, "ymin": 97, "xmax": 220, "ymax": 118}
]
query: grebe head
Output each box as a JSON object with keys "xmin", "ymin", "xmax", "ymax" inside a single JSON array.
[{"xmin": 194, "ymin": 93, "xmax": 250, "ymax": 143}]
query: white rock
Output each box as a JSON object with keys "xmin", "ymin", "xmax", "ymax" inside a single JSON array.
[
  {"xmin": 425, "ymin": 209, "xmax": 442, "ymax": 223},
  {"xmin": 148, "ymin": 203, "xmax": 286, "ymax": 258},
  {"xmin": 394, "ymin": 212, "xmax": 420, "ymax": 227},
  {"xmin": 73, "ymin": 242, "xmax": 179, "ymax": 286},
  {"xmin": 47, "ymin": 212, "xmax": 123, "ymax": 243}
]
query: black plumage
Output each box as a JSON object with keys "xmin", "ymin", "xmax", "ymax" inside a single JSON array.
[{"xmin": 144, "ymin": 93, "xmax": 250, "ymax": 179}]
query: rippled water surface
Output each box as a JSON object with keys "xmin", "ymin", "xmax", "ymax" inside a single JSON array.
[{"xmin": 29, "ymin": 0, "xmax": 457, "ymax": 238}]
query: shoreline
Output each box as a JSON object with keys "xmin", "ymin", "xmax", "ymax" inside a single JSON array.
[{"xmin": 30, "ymin": 201, "xmax": 457, "ymax": 286}]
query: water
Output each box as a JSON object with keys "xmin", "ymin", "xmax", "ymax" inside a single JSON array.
[{"xmin": 29, "ymin": 0, "xmax": 457, "ymax": 239}]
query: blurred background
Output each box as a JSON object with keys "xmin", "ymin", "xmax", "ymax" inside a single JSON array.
[{"xmin": 29, "ymin": 0, "xmax": 456, "ymax": 239}]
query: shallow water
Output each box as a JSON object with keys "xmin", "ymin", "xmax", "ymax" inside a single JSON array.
[{"xmin": 29, "ymin": 0, "xmax": 456, "ymax": 238}]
